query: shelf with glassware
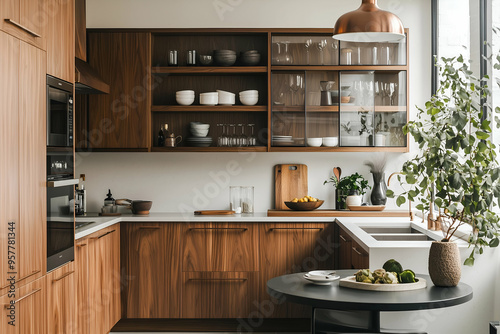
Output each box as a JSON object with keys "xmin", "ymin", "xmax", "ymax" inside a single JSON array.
[{"xmin": 269, "ymin": 31, "xmax": 408, "ymax": 152}]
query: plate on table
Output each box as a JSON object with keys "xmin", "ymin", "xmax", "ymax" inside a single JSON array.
[
  {"xmin": 339, "ymin": 276, "xmax": 427, "ymax": 291},
  {"xmin": 303, "ymin": 271, "xmax": 340, "ymax": 285}
]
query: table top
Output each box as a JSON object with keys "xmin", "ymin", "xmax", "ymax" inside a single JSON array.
[{"xmin": 267, "ymin": 270, "xmax": 473, "ymax": 312}]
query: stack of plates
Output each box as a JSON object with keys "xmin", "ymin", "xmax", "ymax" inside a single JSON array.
[
  {"xmin": 186, "ymin": 137, "xmax": 213, "ymax": 147},
  {"xmin": 303, "ymin": 270, "xmax": 340, "ymax": 285},
  {"xmin": 272, "ymin": 135, "xmax": 294, "ymax": 146}
]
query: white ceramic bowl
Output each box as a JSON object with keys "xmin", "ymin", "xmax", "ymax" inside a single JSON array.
[
  {"xmin": 191, "ymin": 123, "xmax": 210, "ymax": 130},
  {"xmin": 306, "ymin": 137, "xmax": 322, "ymax": 147},
  {"xmin": 322, "ymin": 137, "xmax": 339, "ymax": 147},
  {"xmin": 218, "ymin": 96, "xmax": 236, "ymax": 105},
  {"xmin": 176, "ymin": 95, "xmax": 195, "ymax": 105},
  {"xmin": 239, "ymin": 95, "xmax": 259, "ymax": 106},
  {"xmin": 239, "ymin": 90, "xmax": 258, "ymax": 95},
  {"xmin": 176, "ymin": 90, "xmax": 195, "ymax": 95},
  {"xmin": 191, "ymin": 128, "xmax": 209, "ymax": 137},
  {"xmin": 200, "ymin": 93, "xmax": 218, "ymax": 106}
]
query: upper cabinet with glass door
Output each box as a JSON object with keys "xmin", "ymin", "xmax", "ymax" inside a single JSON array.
[{"xmin": 270, "ymin": 29, "xmax": 409, "ymax": 152}]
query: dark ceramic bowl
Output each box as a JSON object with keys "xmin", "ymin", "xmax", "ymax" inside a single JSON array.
[
  {"xmin": 131, "ymin": 200, "xmax": 153, "ymax": 215},
  {"xmin": 199, "ymin": 55, "xmax": 213, "ymax": 65},
  {"xmin": 214, "ymin": 54, "xmax": 237, "ymax": 66},
  {"xmin": 284, "ymin": 200, "xmax": 324, "ymax": 211},
  {"xmin": 240, "ymin": 54, "xmax": 261, "ymax": 65}
]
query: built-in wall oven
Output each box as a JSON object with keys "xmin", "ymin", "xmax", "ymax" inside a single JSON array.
[{"xmin": 46, "ymin": 75, "xmax": 77, "ymax": 272}]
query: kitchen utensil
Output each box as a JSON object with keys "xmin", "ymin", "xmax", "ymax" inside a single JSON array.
[
  {"xmin": 194, "ymin": 210, "xmax": 235, "ymax": 215},
  {"xmin": 284, "ymin": 200, "xmax": 324, "ymax": 211},
  {"xmin": 165, "ymin": 134, "xmax": 182, "ymax": 147},
  {"xmin": 274, "ymin": 164, "xmax": 308, "ymax": 210},
  {"xmin": 333, "ymin": 167, "xmax": 341, "ymax": 181},
  {"xmin": 115, "ymin": 199, "xmax": 153, "ymax": 215},
  {"xmin": 320, "ymin": 91, "xmax": 332, "ymax": 106}
]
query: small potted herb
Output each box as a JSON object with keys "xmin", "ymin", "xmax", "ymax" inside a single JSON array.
[{"xmin": 324, "ymin": 172, "xmax": 370, "ymax": 210}]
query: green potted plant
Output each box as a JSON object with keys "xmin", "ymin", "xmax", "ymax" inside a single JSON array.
[
  {"xmin": 388, "ymin": 54, "xmax": 500, "ymax": 286},
  {"xmin": 325, "ymin": 172, "xmax": 370, "ymax": 210}
]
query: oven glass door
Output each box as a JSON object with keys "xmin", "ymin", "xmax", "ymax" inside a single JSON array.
[
  {"xmin": 47, "ymin": 183, "xmax": 75, "ymax": 272},
  {"xmin": 47, "ymin": 86, "xmax": 70, "ymax": 147}
]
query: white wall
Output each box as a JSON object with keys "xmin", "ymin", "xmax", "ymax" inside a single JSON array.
[{"xmin": 81, "ymin": 0, "xmax": 431, "ymax": 214}]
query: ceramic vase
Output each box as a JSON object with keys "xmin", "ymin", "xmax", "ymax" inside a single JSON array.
[
  {"xmin": 346, "ymin": 194, "xmax": 362, "ymax": 208},
  {"xmin": 428, "ymin": 241, "xmax": 461, "ymax": 287},
  {"xmin": 371, "ymin": 172, "xmax": 387, "ymax": 205}
]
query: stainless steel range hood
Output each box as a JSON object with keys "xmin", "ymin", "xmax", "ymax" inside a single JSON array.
[{"xmin": 75, "ymin": 57, "xmax": 110, "ymax": 94}]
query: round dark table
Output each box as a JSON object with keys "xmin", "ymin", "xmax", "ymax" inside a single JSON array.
[{"xmin": 267, "ymin": 270, "xmax": 473, "ymax": 334}]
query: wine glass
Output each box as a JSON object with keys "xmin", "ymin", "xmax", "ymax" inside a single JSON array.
[
  {"xmin": 331, "ymin": 40, "xmax": 339, "ymax": 64},
  {"xmin": 281, "ymin": 41, "xmax": 293, "ymax": 65},
  {"xmin": 289, "ymin": 74, "xmax": 302, "ymax": 105},
  {"xmin": 304, "ymin": 38, "xmax": 313, "ymax": 64},
  {"xmin": 247, "ymin": 124, "xmax": 256, "ymax": 146},
  {"xmin": 273, "ymin": 42, "xmax": 282, "ymax": 64},
  {"xmin": 229, "ymin": 124, "xmax": 237, "ymax": 147},
  {"xmin": 316, "ymin": 39, "xmax": 327, "ymax": 65},
  {"xmin": 374, "ymin": 81, "xmax": 381, "ymax": 105},
  {"xmin": 238, "ymin": 124, "xmax": 247, "ymax": 147},
  {"xmin": 387, "ymin": 82, "xmax": 398, "ymax": 106}
]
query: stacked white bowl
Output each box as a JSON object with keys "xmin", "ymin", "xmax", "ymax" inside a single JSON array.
[
  {"xmin": 217, "ymin": 90, "xmax": 236, "ymax": 105},
  {"xmin": 190, "ymin": 122, "xmax": 210, "ymax": 137},
  {"xmin": 176, "ymin": 90, "xmax": 195, "ymax": 105},
  {"xmin": 306, "ymin": 138, "xmax": 322, "ymax": 147},
  {"xmin": 200, "ymin": 92, "xmax": 218, "ymax": 106},
  {"xmin": 239, "ymin": 90, "xmax": 259, "ymax": 106}
]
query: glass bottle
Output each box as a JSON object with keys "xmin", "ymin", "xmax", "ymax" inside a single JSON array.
[{"xmin": 157, "ymin": 126, "xmax": 165, "ymax": 147}]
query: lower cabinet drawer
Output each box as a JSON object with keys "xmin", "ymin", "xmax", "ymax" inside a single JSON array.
[{"xmin": 181, "ymin": 272, "xmax": 258, "ymax": 318}]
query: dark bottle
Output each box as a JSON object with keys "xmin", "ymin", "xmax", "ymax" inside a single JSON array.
[{"xmin": 157, "ymin": 126, "xmax": 165, "ymax": 147}]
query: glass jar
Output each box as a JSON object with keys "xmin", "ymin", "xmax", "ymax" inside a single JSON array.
[
  {"xmin": 241, "ymin": 186, "xmax": 254, "ymax": 213},
  {"xmin": 229, "ymin": 186, "xmax": 242, "ymax": 213}
]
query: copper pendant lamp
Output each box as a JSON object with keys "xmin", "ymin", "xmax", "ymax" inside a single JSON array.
[{"xmin": 333, "ymin": 0, "xmax": 405, "ymax": 42}]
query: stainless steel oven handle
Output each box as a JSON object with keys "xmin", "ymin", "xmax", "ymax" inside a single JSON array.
[{"xmin": 47, "ymin": 178, "xmax": 79, "ymax": 188}]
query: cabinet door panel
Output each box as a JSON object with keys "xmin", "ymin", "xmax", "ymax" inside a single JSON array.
[
  {"xmin": 87, "ymin": 32, "xmax": 151, "ymax": 149},
  {"xmin": 47, "ymin": 262, "xmax": 76, "ymax": 334},
  {"xmin": 182, "ymin": 223, "xmax": 258, "ymax": 272},
  {"xmin": 182, "ymin": 271, "xmax": 258, "ymax": 318},
  {"xmin": 18, "ymin": 276, "xmax": 46, "ymax": 334},
  {"xmin": 339, "ymin": 229, "xmax": 353, "ymax": 269},
  {"xmin": 75, "ymin": 239, "xmax": 89, "ymax": 334},
  {"xmin": 47, "ymin": 0, "xmax": 74, "ymax": 82},
  {"xmin": 89, "ymin": 226, "xmax": 120, "ymax": 333},
  {"xmin": 122, "ymin": 223, "xmax": 181, "ymax": 318},
  {"xmin": 0, "ymin": 0, "xmax": 46, "ymax": 50},
  {"xmin": 18, "ymin": 41, "xmax": 46, "ymax": 284},
  {"xmin": 0, "ymin": 32, "xmax": 19, "ymax": 296}
]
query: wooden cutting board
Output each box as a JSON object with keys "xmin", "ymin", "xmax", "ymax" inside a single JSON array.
[{"xmin": 274, "ymin": 164, "xmax": 308, "ymax": 210}]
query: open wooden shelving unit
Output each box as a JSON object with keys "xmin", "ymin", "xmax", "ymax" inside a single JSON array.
[{"xmin": 146, "ymin": 28, "xmax": 409, "ymax": 153}]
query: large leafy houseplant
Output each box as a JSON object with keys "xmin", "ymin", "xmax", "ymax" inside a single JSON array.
[{"xmin": 388, "ymin": 54, "xmax": 500, "ymax": 266}]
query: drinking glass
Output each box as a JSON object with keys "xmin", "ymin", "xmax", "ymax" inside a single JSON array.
[
  {"xmin": 316, "ymin": 39, "xmax": 327, "ymax": 65},
  {"xmin": 304, "ymin": 38, "xmax": 313, "ymax": 65},
  {"xmin": 229, "ymin": 124, "xmax": 237, "ymax": 147},
  {"xmin": 241, "ymin": 186, "xmax": 254, "ymax": 213},
  {"xmin": 247, "ymin": 124, "xmax": 256, "ymax": 146},
  {"xmin": 331, "ymin": 40, "xmax": 339, "ymax": 64},
  {"xmin": 388, "ymin": 83, "xmax": 398, "ymax": 106},
  {"xmin": 281, "ymin": 41, "xmax": 293, "ymax": 65},
  {"xmin": 374, "ymin": 81, "xmax": 381, "ymax": 105},
  {"xmin": 273, "ymin": 42, "xmax": 282, "ymax": 64},
  {"xmin": 289, "ymin": 74, "xmax": 302, "ymax": 105},
  {"xmin": 229, "ymin": 186, "xmax": 242, "ymax": 213},
  {"xmin": 217, "ymin": 123, "xmax": 223, "ymax": 147},
  {"xmin": 238, "ymin": 124, "xmax": 247, "ymax": 147}
]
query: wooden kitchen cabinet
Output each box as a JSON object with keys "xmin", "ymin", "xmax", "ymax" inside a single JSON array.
[
  {"xmin": 0, "ymin": 31, "xmax": 46, "ymax": 297},
  {"xmin": 0, "ymin": 275, "xmax": 46, "ymax": 334},
  {"xmin": 0, "ymin": 0, "xmax": 47, "ymax": 50},
  {"xmin": 46, "ymin": 0, "xmax": 74, "ymax": 82},
  {"xmin": 181, "ymin": 271, "xmax": 259, "ymax": 318},
  {"xmin": 86, "ymin": 32, "xmax": 151, "ymax": 150},
  {"xmin": 75, "ymin": 225, "xmax": 121, "ymax": 334},
  {"xmin": 121, "ymin": 223, "xmax": 181, "ymax": 318},
  {"xmin": 47, "ymin": 262, "xmax": 76, "ymax": 334},
  {"xmin": 88, "ymin": 225, "xmax": 121, "ymax": 333},
  {"xmin": 259, "ymin": 223, "xmax": 335, "ymax": 318},
  {"xmin": 182, "ymin": 222, "xmax": 259, "ymax": 272},
  {"xmin": 75, "ymin": 238, "xmax": 89, "ymax": 334},
  {"xmin": 337, "ymin": 224, "xmax": 369, "ymax": 269}
]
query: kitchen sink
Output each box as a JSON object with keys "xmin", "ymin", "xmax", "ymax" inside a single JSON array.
[{"xmin": 360, "ymin": 225, "xmax": 440, "ymax": 242}]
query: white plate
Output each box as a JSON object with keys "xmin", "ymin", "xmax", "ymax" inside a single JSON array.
[{"xmin": 303, "ymin": 272, "xmax": 340, "ymax": 285}]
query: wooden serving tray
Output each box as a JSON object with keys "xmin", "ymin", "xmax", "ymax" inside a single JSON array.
[
  {"xmin": 267, "ymin": 209, "xmax": 410, "ymax": 217},
  {"xmin": 348, "ymin": 205, "xmax": 386, "ymax": 211},
  {"xmin": 194, "ymin": 210, "xmax": 235, "ymax": 215},
  {"xmin": 339, "ymin": 276, "xmax": 427, "ymax": 292}
]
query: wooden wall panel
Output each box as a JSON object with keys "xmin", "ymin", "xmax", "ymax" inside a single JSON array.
[{"xmin": 47, "ymin": 0, "xmax": 74, "ymax": 82}]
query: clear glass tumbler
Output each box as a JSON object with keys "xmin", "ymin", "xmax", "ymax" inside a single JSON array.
[
  {"xmin": 241, "ymin": 186, "xmax": 254, "ymax": 213},
  {"xmin": 229, "ymin": 186, "xmax": 242, "ymax": 213}
]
